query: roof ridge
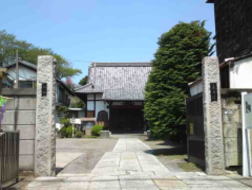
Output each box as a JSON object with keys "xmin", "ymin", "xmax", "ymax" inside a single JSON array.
[{"xmin": 91, "ymin": 62, "xmax": 152, "ymax": 67}]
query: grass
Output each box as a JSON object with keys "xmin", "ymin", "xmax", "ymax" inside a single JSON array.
[
  {"xmin": 164, "ymin": 154, "xmax": 187, "ymax": 160},
  {"xmin": 84, "ymin": 135, "xmax": 98, "ymax": 138},
  {"xmin": 178, "ymin": 162, "xmax": 202, "ymax": 172}
]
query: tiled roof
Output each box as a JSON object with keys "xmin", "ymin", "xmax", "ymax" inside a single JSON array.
[
  {"xmin": 75, "ymin": 62, "xmax": 152, "ymax": 100},
  {"xmin": 4, "ymin": 60, "xmax": 37, "ymax": 70}
]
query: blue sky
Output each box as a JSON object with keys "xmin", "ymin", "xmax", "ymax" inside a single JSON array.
[{"xmin": 0, "ymin": 0, "xmax": 215, "ymax": 83}]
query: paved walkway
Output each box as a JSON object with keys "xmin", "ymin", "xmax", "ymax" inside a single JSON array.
[{"xmin": 26, "ymin": 138, "xmax": 252, "ymax": 190}]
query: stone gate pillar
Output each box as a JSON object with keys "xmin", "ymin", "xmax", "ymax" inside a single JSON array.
[
  {"xmin": 202, "ymin": 57, "xmax": 225, "ymax": 175},
  {"xmin": 35, "ymin": 56, "xmax": 56, "ymax": 176}
]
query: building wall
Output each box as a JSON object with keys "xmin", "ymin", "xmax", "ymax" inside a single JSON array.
[
  {"xmin": 1, "ymin": 93, "xmax": 36, "ymax": 171},
  {"xmin": 230, "ymin": 57, "xmax": 252, "ymax": 89},
  {"xmin": 222, "ymin": 96, "xmax": 242, "ymax": 167},
  {"xmin": 87, "ymin": 94, "xmax": 109, "ymax": 118},
  {"xmin": 214, "ymin": 0, "xmax": 252, "ymax": 62},
  {"xmin": 95, "ymin": 101, "xmax": 109, "ymax": 118}
]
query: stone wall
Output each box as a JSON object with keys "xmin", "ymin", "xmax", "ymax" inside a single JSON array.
[
  {"xmin": 222, "ymin": 95, "xmax": 242, "ymax": 167},
  {"xmin": 214, "ymin": 0, "xmax": 252, "ymax": 62},
  {"xmin": 1, "ymin": 89, "xmax": 36, "ymax": 170}
]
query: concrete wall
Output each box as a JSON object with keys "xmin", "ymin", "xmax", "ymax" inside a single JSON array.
[
  {"xmin": 1, "ymin": 89, "xmax": 36, "ymax": 171},
  {"xmin": 222, "ymin": 95, "xmax": 242, "ymax": 167}
]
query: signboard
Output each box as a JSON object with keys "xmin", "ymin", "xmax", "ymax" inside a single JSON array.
[
  {"xmin": 242, "ymin": 92, "xmax": 252, "ymax": 176},
  {"xmin": 70, "ymin": 118, "xmax": 81, "ymax": 125}
]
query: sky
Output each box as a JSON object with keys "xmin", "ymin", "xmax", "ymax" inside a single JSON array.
[{"xmin": 0, "ymin": 0, "xmax": 215, "ymax": 83}]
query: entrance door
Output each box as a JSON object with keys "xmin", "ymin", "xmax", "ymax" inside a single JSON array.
[{"xmin": 109, "ymin": 106, "xmax": 144, "ymax": 133}]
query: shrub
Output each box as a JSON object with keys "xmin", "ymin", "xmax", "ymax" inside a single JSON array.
[
  {"xmin": 91, "ymin": 125, "xmax": 103, "ymax": 136},
  {"xmin": 60, "ymin": 118, "xmax": 71, "ymax": 126},
  {"xmin": 75, "ymin": 131, "xmax": 83, "ymax": 138},
  {"xmin": 59, "ymin": 126, "xmax": 75, "ymax": 138}
]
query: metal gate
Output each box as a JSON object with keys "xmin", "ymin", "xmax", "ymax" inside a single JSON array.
[
  {"xmin": 0, "ymin": 131, "xmax": 19, "ymax": 189},
  {"xmin": 186, "ymin": 93, "xmax": 205, "ymax": 168}
]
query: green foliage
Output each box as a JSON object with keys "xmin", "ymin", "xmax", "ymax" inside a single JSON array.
[
  {"xmin": 144, "ymin": 21, "xmax": 212, "ymax": 141},
  {"xmin": 75, "ymin": 131, "xmax": 83, "ymax": 138},
  {"xmin": 60, "ymin": 117, "xmax": 71, "ymax": 126},
  {"xmin": 91, "ymin": 125, "xmax": 104, "ymax": 136},
  {"xmin": 70, "ymin": 97, "xmax": 85, "ymax": 108},
  {"xmin": 59, "ymin": 126, "xmax": 75, "ymax": 138},
  {"xmin": 0, "ymin": 30, "xmax": 81, "ymax": 78},
  {"xmin": 57, "ymin": 106, "xmax": 69, "ymax": 114},
  {"xmin": 0, "ymin": 96, "xmax": 7, "ymax": 107},
  {"xmin": 79, "ymin": 76, "xmax": 88, "ymax": 86}
]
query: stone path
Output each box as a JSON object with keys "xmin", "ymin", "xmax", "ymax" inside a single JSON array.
[{"xmin": 26, "ymin": 138, "xmax": 252, "ymax": 190}]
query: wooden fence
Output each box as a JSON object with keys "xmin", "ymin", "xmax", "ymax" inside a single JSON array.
[{"xmin": 0, "ymin": 131, "xmax": 19, "ymax": 189}]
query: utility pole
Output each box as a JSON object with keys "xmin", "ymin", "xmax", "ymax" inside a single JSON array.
[{"xmin": 15, "ymin": 49, "xmax": 19, "ymax": 88}]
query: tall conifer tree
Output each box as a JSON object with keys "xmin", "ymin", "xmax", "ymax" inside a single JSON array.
[{"xmin": 144, "ymin": 21, "xmax": 213, "ymax": 141}]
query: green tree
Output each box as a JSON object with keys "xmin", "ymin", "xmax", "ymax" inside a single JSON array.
[
  {"xmin": 144, "ymin": 21, "xmax": 213, "ymax": 141},
  {"xmin": 79, "ymin": 75, "xmax": 88, "ymax": 86},
  {"xmin": 0, "ymin": 30, "xmax": 81, "ymax": 79}
]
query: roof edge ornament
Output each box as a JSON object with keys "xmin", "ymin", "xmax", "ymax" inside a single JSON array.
[
  {"xmin": 206, "ymin": 0, "xmax": 216, "ymax": 3},
  {"xmin": 91, "ymin": 62, "xmax": 151, "ymax": 67}
]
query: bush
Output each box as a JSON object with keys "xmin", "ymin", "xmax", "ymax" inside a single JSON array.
[
  {"xmin": 75, "ymin": 131, "xmax": 83, "ymax": 138},
  {"xmin": 60, "ymin": 118, "xmax": 71, "ymax": 126},
  {"xmin": 91, "ymin": 125, "xmax": 103, "ymax": 136},
  {"xmin": 59, "ymin": 126, "xmax": 75, "ymax": 138}
]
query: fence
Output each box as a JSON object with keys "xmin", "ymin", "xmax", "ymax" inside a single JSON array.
[
  {"xmin": 0, "ymin": 131, "xmax": 19, "ymax": 189},
  {"xmin": 2, "ymin": 88, "xmax": 36, "ymax": 170},
  {"xmin": 186, "ymin": 93, "xmax": 205, "ymax": 168}
]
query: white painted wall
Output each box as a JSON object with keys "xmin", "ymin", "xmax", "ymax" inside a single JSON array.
[
  {"xmin": 230, "ymin": 57, "xmax": 252, "ymax": 89},
  {"xmin": 87, "ymin": 101, "xmax": 94, "ymax": 111},
  {"xmin": 95, "ymin": 101, "xmax": 109, "ymax": 118},
  {"xmin": 87, "ymin": 93, "xmax": 109, "ymax": 118},
  {"xmin": 87, "ymin": 100, "xmax": 109, "ymax": 116}
]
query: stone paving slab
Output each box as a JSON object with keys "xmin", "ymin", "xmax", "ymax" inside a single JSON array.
[{"xmin": 26, "ymin": 138, "xmax": 252, "ymax": 190}]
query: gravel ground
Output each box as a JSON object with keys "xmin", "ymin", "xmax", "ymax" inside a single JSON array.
[{"xmin": 56, "ymin": 138, "xmax": 118, "ymax": 175}]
